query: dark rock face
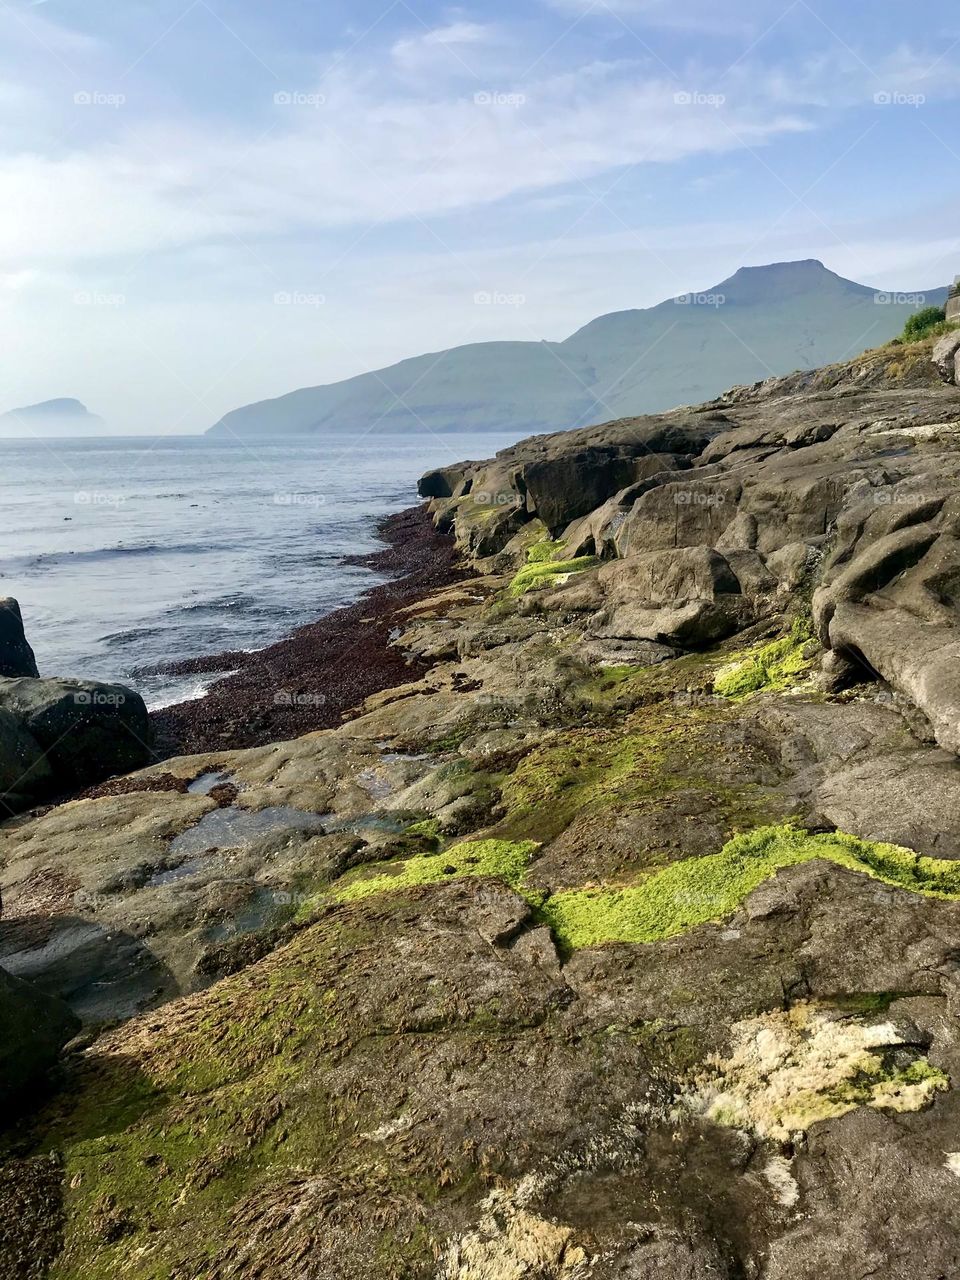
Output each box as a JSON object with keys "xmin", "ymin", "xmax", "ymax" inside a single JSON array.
[
  {"xmin": 0, "ymin": 676, "xmax": 150, "ymax": 811},
  {"xmin": 0, "ymin": 606, "xmax": 152, "ymax": 810},
  {"xmin": 0, "ymin": 599, "xmax": 38, "ymax": 678},
  {"xmin": 0, "ymin": 966, "xmax": 78, "ymax": 1107},
  {"xmin": 0, "ymin": 678, "xmax": 150, "ymax": 789}
]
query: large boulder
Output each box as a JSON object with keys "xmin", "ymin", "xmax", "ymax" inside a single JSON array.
[
  {"xmin": 591, "ymin": 546, "xmax": 751, "ymax": 647},
  {"xmin": 0, "ymin": 677, "xmax": 150, "ymax": 791},
  {"xmin": 931, "ymin": 331, "xmax": 960, "ymax": 385},
  {"xmin": 0, "ymin": 600, "xmax": 38, "ymax": 679},
  {"xmin": 0, "ymin": 965, "xmax": 78, "ymax": 1107}
]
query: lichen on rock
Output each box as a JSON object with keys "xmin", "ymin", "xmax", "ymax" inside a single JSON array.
[
  {"xmin": 685, "ymin": 1001, "xmax": 949, "ymax": 1142},
  {"xmin": 438, "ymin": 1180, "xmax": 591, "ymax": 1280}
]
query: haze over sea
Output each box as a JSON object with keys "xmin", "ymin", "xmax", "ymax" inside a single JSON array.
[{"xmin": 0, "ymin": 433, "xmax": 518, "ymax": 709}]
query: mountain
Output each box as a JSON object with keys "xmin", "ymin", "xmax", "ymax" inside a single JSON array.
[
  {"xmin": 207, "ymin": 260, "xmax": 949, "ymax": 438},
  {"xmin": 0, "ymin": 399, "xmax": 105, "ymax": 436}
]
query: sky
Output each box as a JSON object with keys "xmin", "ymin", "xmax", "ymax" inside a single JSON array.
[{"xmin": 0, "ymin": 0, "xmax": 958, "ymax": 434}]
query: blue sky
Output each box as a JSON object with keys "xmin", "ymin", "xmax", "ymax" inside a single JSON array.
[{"xmin": 1, "ymin": 0, "xmax": 958, "ymax": 432}]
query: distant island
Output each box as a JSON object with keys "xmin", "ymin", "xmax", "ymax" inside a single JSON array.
[
  {"xmin": 0, "ymin": 398, "xmax": 105, "ymax": 437},
  {"xmin": 207, "ymin": 259, "xmax": 948, "ymax": 439}
]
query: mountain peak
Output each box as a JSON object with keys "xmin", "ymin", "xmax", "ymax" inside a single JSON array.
[{"xmin": 715, "ymin": 259, "xmax": 865, "ymax": 303}]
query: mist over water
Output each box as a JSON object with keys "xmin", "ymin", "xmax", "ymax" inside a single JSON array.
[{"xmin": 0, "ymin": 433, "xmax": 518, "ymax": 709}]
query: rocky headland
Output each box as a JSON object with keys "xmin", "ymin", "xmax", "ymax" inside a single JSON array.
[{"xmin": 2, "ymin": 329, "xmax": 960, "ymax": 1277}]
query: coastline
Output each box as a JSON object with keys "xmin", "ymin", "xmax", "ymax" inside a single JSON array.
[{"xmin": 149, "ymin": 503, "xmax": 464, "ymax": 759}]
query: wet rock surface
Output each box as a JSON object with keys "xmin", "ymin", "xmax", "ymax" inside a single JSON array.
[{"xmin": 3, "ymin": 332, "xmax": 960, "ymax": 1277}]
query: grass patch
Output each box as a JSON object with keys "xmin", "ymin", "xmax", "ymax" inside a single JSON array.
[{"xmin": 901, "ymin": 305, "xmax": 947, "ymax": 342}]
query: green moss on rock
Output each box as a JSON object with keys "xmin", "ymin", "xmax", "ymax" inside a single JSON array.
[
  {"xmin": 405, "ymin": 818, "xmax": 442, "ymax": 845},
  {"xmin": 507, "ymin": 556, "xmax": 598, "ymax": 598},
  {"xmin": 713, "ymin": 615, "xmax": 814, "ymax": 700},
  {"xmin": 525, "ymin": 539, "xmax": 567, "ymax": 564},
  {"xmin": 540, "ymin": 824, "xmax": 960, "ymax": 950},
  {"xmin": 334, "ymin": 838, "xmax": 540, "ymax": 903}
]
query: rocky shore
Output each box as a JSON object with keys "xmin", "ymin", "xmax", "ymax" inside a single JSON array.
[
  {"xmin": 150, "ymin": 504, "xmax": 465, "ymax": 757},
  {"xmin": 2, "ymin": 330, "xmax": 960, "ymax": 1278}
]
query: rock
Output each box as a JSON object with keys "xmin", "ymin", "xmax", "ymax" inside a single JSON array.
[
  {"xmin": 0, "ymin": 677, "xmax": 151, "ymax": 790},
  {"xmin": 0, "ymin": 965, "xmax": 78, "ymax": 1107},
  {"xmin": 0, "ymin": 599, "xmax": 38, "ymax": 678},
  {"xmin": 418, "ymin": 464, "xmax": 470, "ymax": 499},
  {"xmin": 598, "ymin": 1232, "xmax": 731, "ymax": 1278},
  {"xmin": 931, "ymin": 330, "xmax": 960, "ymax": 384},
  {"xmin": 8, "ymin": 334, "xmax": 960, "ymax": 1276},
  {"xmin": 0, "ymin": 709, "xmax": 52, "ymax": 802},
  {"xmin": 814, "ymin": 748, "xmax": 960, "ymax": 857},
  {"xmin": 825, "ymin": 603, "xmax": 960, "ymax": 753},
  {"xmin": 592, "ymin": 547, "xmax": 751, "ymax": 646}
]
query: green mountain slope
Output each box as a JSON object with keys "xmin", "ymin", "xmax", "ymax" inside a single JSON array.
[{"xmin": 208, "ymin": 260, "xmax": 947, "ymax": 437}]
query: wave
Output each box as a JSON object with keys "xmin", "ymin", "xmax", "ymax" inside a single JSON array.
[
  {"xmin": 101, "ymin": 630, "xmax": 162, "ymax": 647},
  {"xmin": 1, "ymin": 541, "xmax": 231, "ymax": 572},
  {"xmin": 178, "ymin": 595, "xmax": 259, "ymax": 615},
  {"xmin": 145, "ymin": 676, "xmax": 217, "ymax": 712}
]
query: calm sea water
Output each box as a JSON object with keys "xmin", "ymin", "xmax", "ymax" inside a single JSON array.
[{"xmin": 0, "ymin": 433, "xmax": 518, "ymax": 709}]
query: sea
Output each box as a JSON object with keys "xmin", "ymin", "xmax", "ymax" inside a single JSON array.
[{"xmin": 0, "ymin": 433, "xmax": 520, "ymax": 709}]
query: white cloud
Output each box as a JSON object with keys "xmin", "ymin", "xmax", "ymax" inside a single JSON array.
[
  {"xmin": 391, "ymin": 21, "xmax": 500, "ymax": 73},
  {"xmin": 0, "ymin": 63, "xmax": 812, "ymax": 269}
]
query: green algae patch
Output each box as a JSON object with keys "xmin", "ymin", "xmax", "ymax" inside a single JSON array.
[
  {"xmin": 713, "ymin": 616, "xmax": 814, "ymax": 700},
  {"xmin": 525, "ymin": 538, "xmax": 567, "ymax": 563},
  {"xmin": 334, "ymin": 838, "xmax": 540, "ymax": 903},
  {"xmin": 405, "ymin": 817, "xmax": 442, "ymax": 845},
  {"xmin": 502, "ymin": 727, "xmax": 667, "ymax": 815},
  {"xmin": 541, "ymin": 824, "xmax": 960, "ymax": 951},
  {"xmin": 507, "ymin": 556, "xmax": 598, "ymax": 598},
  {"xmin": 35, "ymin": 925, "xmax": 356, "ymax": 1279},
  {"xmin": 496, "ymin": 703, "xmax": 753, "ymax": 842}
]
